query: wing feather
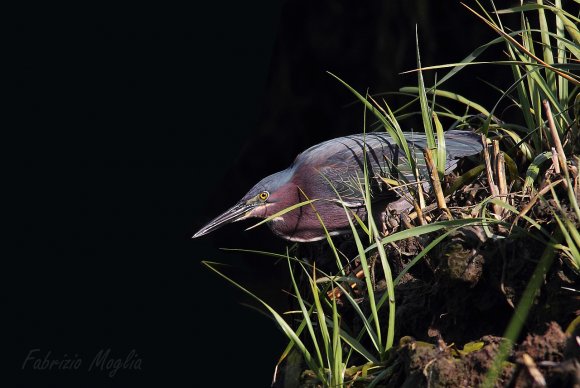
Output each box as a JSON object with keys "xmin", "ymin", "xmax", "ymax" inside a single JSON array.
[{"xmin": 294, "ymin": 131, "xmax": 481, "ymax": 207}]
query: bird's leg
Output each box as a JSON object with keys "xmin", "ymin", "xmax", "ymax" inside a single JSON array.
[
  {"xmin": 381, "ymin": 211, "xmax": 389, "ymax": 237},
  {"xmin": 381, "ymin": 206, "xmax": 399, "ymax": 236},
  {"xmin": 400, "ymin": 211, "xmax": 414, "ymax": 230}
]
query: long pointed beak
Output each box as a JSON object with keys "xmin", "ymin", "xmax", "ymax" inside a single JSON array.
[{"xmin": 192, "ymin": 201, "xmax": 256, "ymax": 238}]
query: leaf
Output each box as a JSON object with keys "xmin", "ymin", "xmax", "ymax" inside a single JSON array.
[
  {"xmin": 455, "ymin": 341, "xmax": 485, "ymax": 356},
  {"xmin": 523, "ymin": 151, "xmax": 552, "ymax": 191}
]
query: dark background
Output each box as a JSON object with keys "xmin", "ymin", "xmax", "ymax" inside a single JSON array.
[{"xmin": 10, "ymin": 1, "xmax": 504, "ymax": 386}]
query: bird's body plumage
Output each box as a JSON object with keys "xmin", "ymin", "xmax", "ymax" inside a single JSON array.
[{"xmin": 194, "ymin": 131, "xmax": 482, "ymax": 242}]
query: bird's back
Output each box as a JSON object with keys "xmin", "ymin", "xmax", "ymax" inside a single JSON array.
[{"xmin": 292, "ymin": 130, "xmax": 482, "ymax": 206}]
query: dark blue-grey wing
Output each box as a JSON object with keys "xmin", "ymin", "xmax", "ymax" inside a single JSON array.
[
  {"xmin": 439, "ymin": 131, "xmax": 483, "ymax": 172},
  {"xmin": 297, "ymin": 131, "xmax": 482, "ymax": 207},
  {"xmin": 299, "ymin": 133, "xmax": 403, "ymax": 206}
]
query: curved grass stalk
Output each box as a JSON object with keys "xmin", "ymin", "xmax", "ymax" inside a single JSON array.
[
  {"xmin": 400, "ymin": 87, "xmax": 491, "ymax": 117},
  {"xmin": 202, "ymin": 260, "xmax": 325, "ymax": 383}
]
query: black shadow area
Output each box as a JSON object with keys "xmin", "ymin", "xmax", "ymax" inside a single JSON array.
[{"xmin": 10, "ymin": 2, "xmax": 285, "ymax": 387}]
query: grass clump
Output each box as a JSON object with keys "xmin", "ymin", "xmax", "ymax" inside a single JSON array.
[{"xmin": 203, "ymin": 1, "xmax": 579, "ymax": 386}]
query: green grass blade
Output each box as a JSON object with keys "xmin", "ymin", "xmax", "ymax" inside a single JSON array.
[
  {"xmin": 365, "ymin": 218, "xmax": 497, "ymax": 253},
  {"xmin": 245, "ymin": 199, "xmax": 319, "ymax": 231},
  {"xmin": 333, "ymin": 325, "xmax": 379, "ymax": 364},
  {"xmin": 299, "ymin": 190, "xmax": 346, "ymax": 272},
  {"xmin": 433, "ymin": 111, "xmax": 446, "ymax": 178},
  {"xmin": 372, "ymin": 225, "xmax": 396, "ymax": 351},
  {"xmin": 565, "ymin": 217, "xmax": 580, "ymax": 253},
  {"xmin": 537, "ymin": 0, "xmax": 557, "ymax": 96},
  {"xmin": 287, "ymin": 255, "xmax": 324, "ymax": 368},
  {"xmin": 221, "ymin": 247, "xmax": 295, "ymax": 261},
  {"xmin": 275, "ymin": 316, "xmax": 308, "ymax": 376},
  {"xmin": 496, "ymin": 127, "xmax": 534, "ymax": 161},
  {"xmin": 202, "ymin": 261, "xmax": 325, "ymax": 383},
  {"xmin": 496, "ymin": 3, "xmax": 580, "ymax": 43},
  {"xmin": 523, "ymin": 151, "xmax": 552, "ymax": 191},
  {"xmin": 331, "ymin": 287, "xmax": 344, "ymax": 385},
  {"xmin": 556, "ymin": 7, "xmax": 580, "ymax": 46},
  {"xmin": 444, "ymin": 164, "xmax": 485, "ymax": 197},
  {"xmin": 328, "ymin": 71, "xmax": 418, "ymax": 180},
  {"xmin": 298, "ymin": 273, "xmax": 381, "ymax": 364},
  {"xmin": 318, "ymin": 171, "xmax": 384, "ymax": 351},
  {"xmin": 307, "ymin": 267, "xmax": 332, "ymax": 377},
  {"xmin": 399, "ymin": 87, "xmax": 491, "ymax": 116},
  {"xmin": 329, "ymin": 280, "xmax": 381, "ymax": 354},
  {"xmin": 362, "ymin": 99, "xmax": 373, "ymax": 244},
  {"xmin": 555, "ymin": 0, "xmax": 569, "ymax": 109},
  {"xmin": 434, "ymin": 35, "xmax": 505, "ymax": 87},
  {"xmin": 415, "ymin": 26, "xmax": 435, "ymax": 153},
  {"xmin": 554, "ymin": 215, "xmax": 580, "ymax": 269}
]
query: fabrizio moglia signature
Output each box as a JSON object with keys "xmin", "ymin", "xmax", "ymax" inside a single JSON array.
[{"xmin": 22, "ymin": 348, "xmax": 143, "ymax": 378}]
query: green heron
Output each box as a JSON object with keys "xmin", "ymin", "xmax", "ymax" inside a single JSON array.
[{"xmin": 193, "ymin": 131, "xmax": 482, "ymax": 242}]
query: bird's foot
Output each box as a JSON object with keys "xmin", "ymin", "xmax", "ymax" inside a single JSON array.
[{"xmin": 381, "ymin": 205, "xmax": 402, "ymax": 236}]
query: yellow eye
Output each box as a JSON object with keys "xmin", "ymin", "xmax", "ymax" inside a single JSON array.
[{"xmin": 258, "ymin": 191, "xmax": 269, "ymax": 201}]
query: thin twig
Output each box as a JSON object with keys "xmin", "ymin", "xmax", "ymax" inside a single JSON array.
[
  {"xmin": 497, "ymin": 152, "xmax": 508, "ymax": 201},
  {"xmin": 424, "ymin": 148, "xmax": 452, "ymax": 219},
  {"xmin": 494, "ymin": 139, "xmax": 508, "ymax": 218},
  {"xmin": 413, "ymin": 201, "xmax": 426, "ymax": 225},
  {"xmin": 408, "ymin": 202, "xmax": 439, "ymax": 221},
  {"xmin": 492, "ymin": 140, "xmax": 501, "ymax": 186},
  {"xmin": 551, "ymin": 147, "xmax": 560, "ymax": 174},
  {"xmin": 482, "ymin": 135, "xmax": 497, "ymax": 195},
  {"xmin": 544, "ymin": 100, "xmax": 568, "ymax": 186},
  {"xmin": 415, "ymin": 166, "xmax": 426, "ymax": 211},
  {"xmin": 482, "ymin": 135, "xmax": 501, "ymax": 219}
]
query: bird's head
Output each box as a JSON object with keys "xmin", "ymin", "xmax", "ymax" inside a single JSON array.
[{"xmin": 192, "ymin": 168, "xmax": 294, "ymax": 238}]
